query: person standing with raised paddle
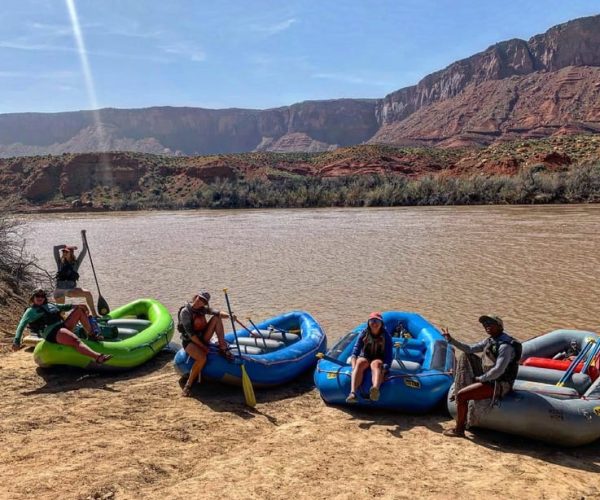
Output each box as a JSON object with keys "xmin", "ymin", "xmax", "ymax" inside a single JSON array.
[
  {"xmin": 53, "ymin": 229, "xmax": 98, "ymax": 317},
  {"xmin": 80, "ymin": 230, "xmax": 110, "ymax": 317}
]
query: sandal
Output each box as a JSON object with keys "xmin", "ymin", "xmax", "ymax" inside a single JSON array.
[
  {"xmin": 182, "ymin": 383, "xmax": 193, "ymax": 397},
  {"xmin": 95, "ymin": 353, "xmax": 112, "ymax": 365},
  {"xmin": 345, "ymin": 392, "xmax": 358, "ymax": 404},
  {"xmin": 369, "ymin": 386, "xmax": 380, "ymax": 402}
]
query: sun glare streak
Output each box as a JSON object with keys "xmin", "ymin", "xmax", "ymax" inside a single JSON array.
[{"xmin": 65, "ymin": 0, "xmax": 107, "ymax": 151}]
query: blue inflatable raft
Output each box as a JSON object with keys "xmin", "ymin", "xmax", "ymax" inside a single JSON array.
[
  {"xmin": 174, "ymin": 311, "xmax": 326, "ymax": 387},
  {"xmin": 314, "ymin": 311, "xmax": 453, "ymax": 412}
]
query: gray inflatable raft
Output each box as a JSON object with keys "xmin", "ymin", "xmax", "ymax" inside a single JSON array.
[{"xmin": 448, "ymin": 329, "xmax": 600, "ymax": 446}]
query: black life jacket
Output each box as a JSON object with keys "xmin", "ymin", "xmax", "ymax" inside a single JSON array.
[
  {"xmin": 362, "ymin": 330, "xmax": 386, "ymax": 360},
  {"xmin": 177, "ymin": 305, "xmax": 208, "ymax": 338},
  {"xmin": 56, "ymin": 260, "xmax": 79, "ymax": 282},
  {"xmin": 27, "ymin": 304, "xmax": 63, "ymax": 334},
  {"xmin": 486, "ymin": 336, "xmax": 522, "ymax": 384}
]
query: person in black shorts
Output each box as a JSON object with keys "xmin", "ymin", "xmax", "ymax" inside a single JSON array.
[{"xmin": 12, "ymin": 288, "xmax": 111, "ymax": 364}]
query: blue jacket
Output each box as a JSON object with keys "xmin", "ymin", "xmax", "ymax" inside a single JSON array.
[{"xmin": 351, "ymin": 327, "xmax": 393, "ymax": 366}]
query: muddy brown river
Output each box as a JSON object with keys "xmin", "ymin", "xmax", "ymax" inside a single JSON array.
[{"xmin": 21, "ymin": 205, "xmax": 600, "ymax": 344}]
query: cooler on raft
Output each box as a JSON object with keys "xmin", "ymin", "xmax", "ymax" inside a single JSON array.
[
  {"xmin": 448, "ymin": 329, "xmax": 600, "ymax": 446},
  {"xmin": 33, "ymin": 299, "xmax": 175, "ymax": 371},
  {"xmin": 314, "ymin": 312, "xmax": 454, "ymax": 412},
  {"xmin": 173, "ymin": 310, "xmax": 326, "ymax": 387}
]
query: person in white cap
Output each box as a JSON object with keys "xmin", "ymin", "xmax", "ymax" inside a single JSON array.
[{"xmin": 441, "ymin": 314, "xmax": 522, "ymax": 437}]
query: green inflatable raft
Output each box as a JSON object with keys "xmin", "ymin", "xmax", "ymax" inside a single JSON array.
[{"xmin": 33, "ymin": 299, "xmax": 174, "ymax": 371}]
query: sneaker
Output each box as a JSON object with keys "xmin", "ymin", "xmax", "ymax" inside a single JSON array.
[
  {"xmin": 345, "ymin": 392, "xmax": 358, "ymax": 404},
  {"xmin": 369, "ymin": 386, "xmax": 380, "ymax": 402}
]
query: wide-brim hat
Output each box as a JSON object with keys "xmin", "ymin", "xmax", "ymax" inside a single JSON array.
[{"xmin": 29, "ymin": 288, "xmax": 47, "ymax": 303}]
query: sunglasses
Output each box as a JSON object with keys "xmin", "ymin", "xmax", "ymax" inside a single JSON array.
[{"xmin": 33, "ymin": 294, "xmax": 46, "ymax": 298}]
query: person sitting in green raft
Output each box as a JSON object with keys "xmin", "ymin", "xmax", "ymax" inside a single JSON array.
[
  {"xmin": 178, "ymin": 291, "xmax": 235, "ymax": 397},
  {"xmin": 11, "ymin": 288, "xmax": 112, "ymax": 364},
  {"xmin": 346, "ymin": 312, "xmax": 393, "ymax": 403}
]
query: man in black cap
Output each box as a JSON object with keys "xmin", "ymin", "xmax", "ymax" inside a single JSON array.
[
  {"xmin": 441, "ymin": 315, "xmax": 521, "ymax": 437},
  {"xmin": 178, "ymin": 291, "xmax": 234, "ymax": 396}
]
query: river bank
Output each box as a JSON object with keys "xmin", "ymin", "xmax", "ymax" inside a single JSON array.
[
  {"xmin": 0, "ymin": 343, "xmax": 599, "ymax": 500},
  {"xmin": 1, "ymin": 135, "xmax": 599, "ymax": 212}
]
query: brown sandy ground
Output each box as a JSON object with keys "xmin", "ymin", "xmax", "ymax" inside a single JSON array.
[{"xmin": 0, "ymin": 342, "xmax": 599, "ymax": 500}]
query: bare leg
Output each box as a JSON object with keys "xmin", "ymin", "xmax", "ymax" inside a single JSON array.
[
  {"xmin": 66, "ymin": 288, "xmax": 98, "ymax": 317},
  {"xmin": 203, "ymin": 316, "xmax": 228, "ymax": 349},
  {"xmin": 55, "ymin": 329, "xmax": 102, "ymax": 359},
  {"xmin": 183, "ymin": 343, "xmax": 208, "ymax": 395},
  {"xmin": 350, "ymin": 357, "xmax": 369, "ymax": 394},
  {"xmin": 370, "ymin": 359, "xmax": 384, "ymax": 389},
  {"xmin": 63, "ymin": 307, "xmax": 92, "ymax": 335}
]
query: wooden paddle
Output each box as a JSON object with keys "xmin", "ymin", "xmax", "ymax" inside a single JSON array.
[
  {"xmin": 223, "ymin": 289, "xmax": 256, "ymax": 408},
  {"xmin": 81, "ymin": 230, "xmax": 110, "ymax": 316}
]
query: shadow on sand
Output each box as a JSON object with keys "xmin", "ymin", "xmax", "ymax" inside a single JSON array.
[
  {"xmin": 332, "ymin": 397, "xmax": 449, "ymax": 438},
  {"xmin": 182, "ymin": 368, "xmax": 317, "ymax": 424},
  {"xmin": 21, "ymin": 349, "xmax": 174, "ymax": 396},
  {"xmin": 467, "ymin": 427, "xmax": 600, "ymax": 473}
]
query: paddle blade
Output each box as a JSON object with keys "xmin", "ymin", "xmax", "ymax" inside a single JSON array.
[
  {"xmin": 241, "ymin": 365, "xmax": 256, "ymax": 407},
  {"xmin": 97, "ymin": 295, "xmax": 110, "ymax": 316}
]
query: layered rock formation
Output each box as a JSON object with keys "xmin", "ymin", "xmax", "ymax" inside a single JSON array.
[{"xmin": 0, "ymin": 15, "xmax": 598, "ymax": 156}]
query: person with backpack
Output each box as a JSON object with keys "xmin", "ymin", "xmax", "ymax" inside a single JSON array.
[
  {"xmin": 441, "ymin": 314, "xmax": 522, "ymax": 438},
  {"xmin": 346, "ymin": 312, "xmax": 393, "ymax": 404},
  {"xmin": 178, "ymin": 291, "xmax": 234, "ymax": 396},
  {"xmin": 12, "ymin": 288, "xmax": 111, "ymax": 364},
  {"xmin": 53, "ymin": 230, "xmax": 97, "ymax": 317}
]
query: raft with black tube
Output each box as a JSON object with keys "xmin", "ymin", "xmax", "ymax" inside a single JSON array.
[
  {"xmin": 314, "ymin": 311, "xmax": 454, "ymax": 412},
  {"xmin": 173, "ymin": 311, "xmax": 326, "ymax": 387},
  {"xmin": 447, "ymin": 329, "xmax": 600, "ymax": 446},
  {"xmin": 33, "ymin": 299, "xmax": 174, "ymax": 370}
]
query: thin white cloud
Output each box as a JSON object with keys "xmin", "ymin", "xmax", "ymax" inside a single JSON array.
[
  {"xmin": 0, "ymin": 40, "xmax": 168, "ymax": 62},
  {"xmin": 0, "ymin": 69, "xmax": 77, "ymax": 80},
  {"xmin": 312, "ymin": 72, "xmax": 393, "ymax": 87},
  {"xmin": 250, "ymin": 18, "xmax": 297, "ymax": 36},
  {"xmin": 159, "ymin": 42, "xmax": 206, "ymax": 62}
]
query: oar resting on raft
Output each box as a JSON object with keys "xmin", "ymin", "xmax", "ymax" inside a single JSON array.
[{"xmin": 223, "ymin": 289, "xmax": 256, "ymax": 408}]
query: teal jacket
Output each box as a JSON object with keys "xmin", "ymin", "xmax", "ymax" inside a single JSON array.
[{"xmin": 14, "ymin": 303, "xmax": 74, "ymax": 345}]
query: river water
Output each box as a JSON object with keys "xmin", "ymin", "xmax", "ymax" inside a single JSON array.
[{"xmin": 20, "ymin": 205, "xmax": 600, "ymax": 344}]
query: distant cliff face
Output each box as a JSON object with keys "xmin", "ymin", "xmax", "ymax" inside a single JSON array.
[
  {"xmin": 374, "ymin": 15, "xmax": 600, "ymax": 127},
  {"xmin": 0, "ymin": 99, "xmax": 379, "ymax": 157},
  {"xmin": 0, "ymin": 15, "xmax": 598, "ymax": 156}
]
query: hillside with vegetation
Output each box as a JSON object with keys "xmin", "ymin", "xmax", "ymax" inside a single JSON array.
[{"xmin": 0, "ymin": 135, "xmax": 598, "ymax": 211}]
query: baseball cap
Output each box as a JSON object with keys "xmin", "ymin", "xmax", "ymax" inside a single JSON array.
[{"xmin": 479, "ymin": 314, "xmax": 504, "ymax": 329}]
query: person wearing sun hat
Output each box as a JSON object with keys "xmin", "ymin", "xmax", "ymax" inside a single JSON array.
[
  {"xmin": 346, "ymin": 312, "xmax": 393, "ymax": 404},
  {"xmin": 11, "ymin": 288, "xmax": 111, "ymax": 364},
  {"xmin": 441, "ymin": 314, "xmax": 522, "ymax": 437},
  {"xmin": 177, "ymin": 290, "xmax": 235, "ymax": 396}
]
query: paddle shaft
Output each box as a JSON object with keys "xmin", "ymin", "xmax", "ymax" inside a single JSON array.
[
  {"xmin": 223, "ymin": 290, "xmax": 243, "ymax": 355},
  {"xmin": 581, "ymin": 339, "xmax": 600, "ymax": 374},
  {"xmin": 81, "ymin": 231, "xmax": 102, "ymax": 297},
  {"xmin": 81, "ymin": 231, "xmax": 110, "ymax": 315},
  {"xmin": 247, "ymin": 318, "xmax": 268, "ymax": 349},
  {"xmin": 558, "ymin": 340, "xmax": 594, "ymax": 385}
]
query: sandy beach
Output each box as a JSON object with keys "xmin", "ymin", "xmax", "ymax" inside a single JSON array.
[{"xmin": 1, "ymin": 337, "xmax": 599, "ymax": 500}]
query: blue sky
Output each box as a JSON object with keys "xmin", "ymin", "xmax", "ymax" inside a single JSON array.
[{"xmin": 0, "ymin": 0, "xmax": 598, "ymax": 114}]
